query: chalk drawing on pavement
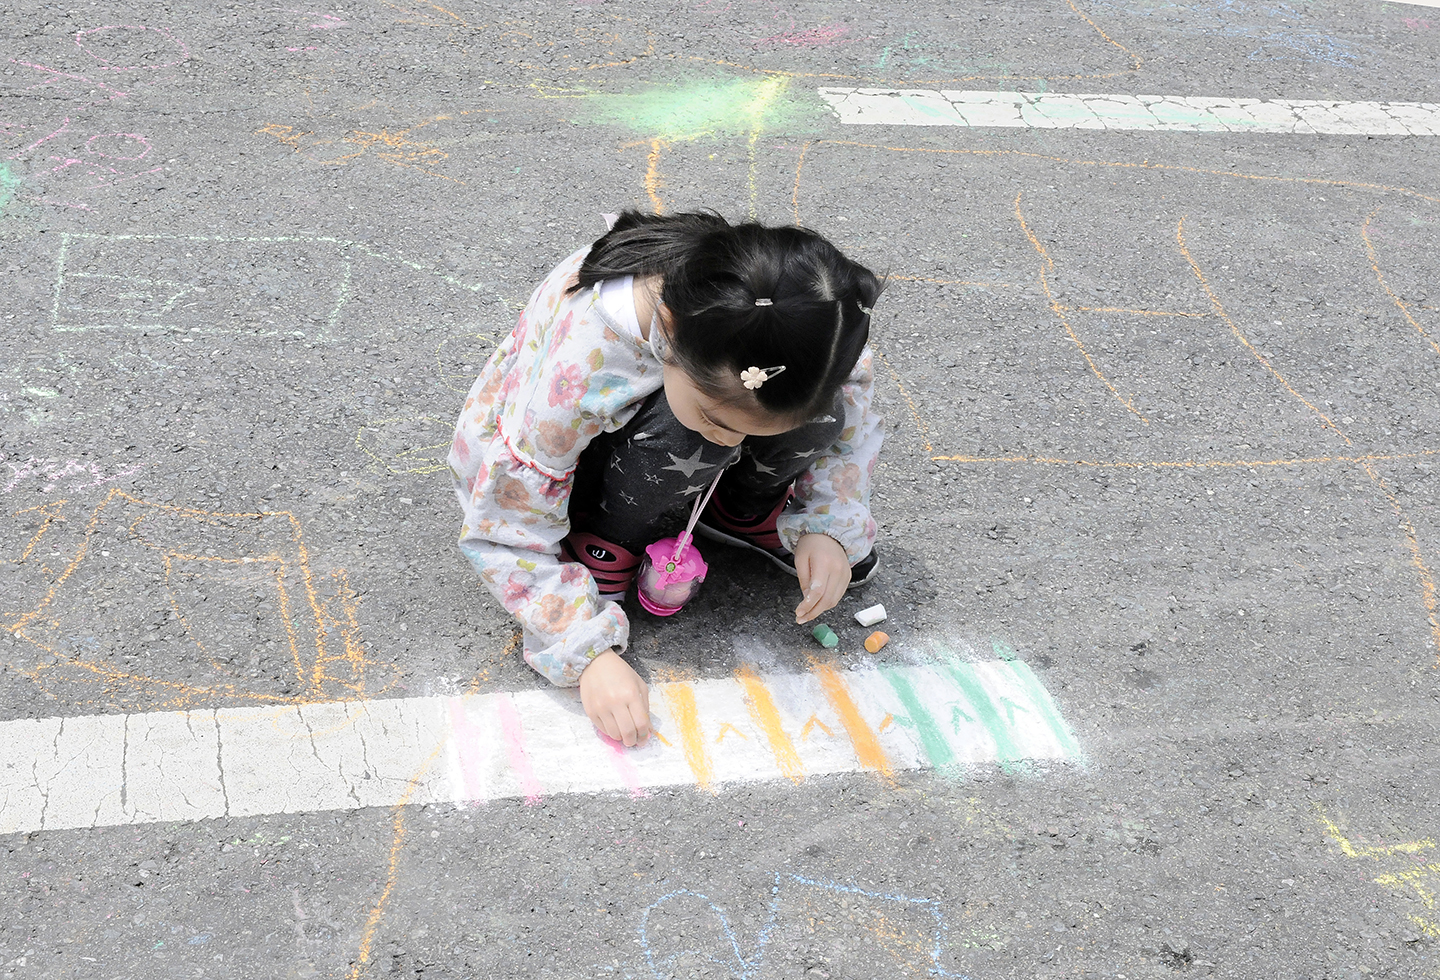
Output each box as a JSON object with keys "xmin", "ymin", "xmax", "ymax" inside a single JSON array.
[
  {"xmin": 1319, "ymin": 807, "xmax": 1440, "ymax": 940},
  {"xmin": 2, "ymin": 489, "xmax": 388, "ymax": 712},
  {"xmin": 639, "ymin": 873, "xmax": 970, "ymax": 979},
  {"xmin": 44, "ymin": 232, "xmax": 508, "ymax": 342},
  {"xmin": 0, "ymin": 652, "xmax": 1080, "ymax": 834}
]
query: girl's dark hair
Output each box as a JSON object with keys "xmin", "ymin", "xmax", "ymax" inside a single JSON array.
[{"xmin": 569, "ymin": 210, "xmax": 882, "ymax": 419}]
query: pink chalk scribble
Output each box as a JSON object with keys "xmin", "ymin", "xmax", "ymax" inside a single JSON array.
[
  {"xmin": 75, "ymin": 25, "xmax": 190, "ymax": 71},
  {"xmin": 754, "ymin": 24, "xmax": 853, "ymax": 48},
  {"xmin": 3, "ymin": 456, "xmax": 147, "ymax": 495},
  {"xmin": 84, "ymin": 132, "xmax": 151, "ymax": 161},
  {"xmin": 282, "ymin": 9, "xmax": 349, "ymax": 30},
  {"xmin": 1403, "ymin": 17, "xmax": 1432, "ymax": 30},
  {"xmin": 8, "ymin": 59, "xmax": 130, "ymax": 100},
  {"xmin": 285, "ymin": 46, "xmax": 321, "ymax": 52}
]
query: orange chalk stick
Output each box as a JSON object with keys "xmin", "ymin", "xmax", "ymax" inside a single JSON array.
[{"xmin": 864, "ymin": 631, "xmax": 890, "ymax": 653}]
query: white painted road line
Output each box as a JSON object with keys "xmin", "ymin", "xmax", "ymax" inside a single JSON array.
[
  {"xmin": 817, "ymin": 88, "xmax": 1440, "ymax": 135},
  {"xmin": 1393, "ymin": 0, "xmax": 1439, "ymax": 8},
  {"xmin": 0, "ymin": 658, "xmax": 1079, "ymax": 834}
]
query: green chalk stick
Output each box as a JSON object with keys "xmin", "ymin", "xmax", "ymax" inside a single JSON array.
[{"xmin": 811, "ymin": 623, "xmax": 839, "ymax": 648}]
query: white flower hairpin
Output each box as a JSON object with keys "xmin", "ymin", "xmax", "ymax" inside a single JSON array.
[{"xmin": 740, "ymin": 365, "xmax": 787, "ymax": 390}]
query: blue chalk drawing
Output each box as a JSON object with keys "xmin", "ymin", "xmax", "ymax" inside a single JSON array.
[{"xmin": 638, "ymin": 873, "xmax": 972, "ymax": 979}]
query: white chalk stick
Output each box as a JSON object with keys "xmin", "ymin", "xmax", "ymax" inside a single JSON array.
[{"xmin": 854, "ymin": 604, "xmax": 887, "ymax": 627}]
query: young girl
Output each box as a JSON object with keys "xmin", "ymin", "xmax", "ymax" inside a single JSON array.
[{"xmin": 449, "ymin": 211, "xmax": 883, "ymax": 748}]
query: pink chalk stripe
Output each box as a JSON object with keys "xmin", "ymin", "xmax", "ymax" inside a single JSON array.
[
  {"xmin": 495, "ymin": 697, "xmax": 544, "ymax": 804},
  {"xmin": 598, "ymin": 733, "xmax": 648, "ymax": 799},
  {"xmin": 446, "ymin": 697, "xmax": 489, "ymax": 806}
]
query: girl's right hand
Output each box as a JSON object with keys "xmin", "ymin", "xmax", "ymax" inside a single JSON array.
[{"xmin": 579, "ymin": 649, "xmax": 651, "ymax": 746}]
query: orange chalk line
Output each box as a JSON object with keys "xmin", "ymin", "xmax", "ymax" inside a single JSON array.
[
  {"xmin": 872, "ymin": 346, "xmax": 934, "ymax": 453},
  {"xmin": 890, "ymin": 274, "xmax": 1021, "ymax": 290},
  {"xmin": 792, "ymin": 141, "xmax": 1440, "ymax": 211},
  {"xmin": 347, "ymin": 740, "xmax": 445, "ymax": 980},
  {"xmin": 1360, "ymin": 461, "xmax": 1440, "ymax": 657},
  {"xmin": 810, "ymin": 660, "xmax": 892, "ymax": 778},
  {"xmin": 1360, "ymin": 209, "xmax": 1440, "ymax": 358},
  {"xmin": 1063, "ymin": 305, "xmax": 1209, "ymax": 318},
  {"xmin": 791, "ymin": 140, "xmax": 812, "ymax": 226},
  {"xmin": 660, "ymin": 681, "xmax": 713, "ymax": 790},
  {"xmin": 1064, "ymin": 0, "xmax": 1143, "ymax": 71},
  {"xmin": 735, "ymin": 665, "xmax": 805, "ymax": 783},
  {"xmin": 1177, "ymin": 216, "xmax": 1348, "ymax": 442},
  {"xmin": 1016, "ymin": 191, "xmax": 1148, "ymax": 423},
  {"xmin": 4, "ymin": 489, "xmax": 379, "ymax": 711},
  {"xmin": 930, "ymin": 448, "xmax": 1440, "ymax": 470},
  {"xmin": 645, "ymin": 139, "xmax": 667, "ymax": 213},
  {"xmin": 1177, "ymin": 219, "xmax": 1440, "ymax": 662}
]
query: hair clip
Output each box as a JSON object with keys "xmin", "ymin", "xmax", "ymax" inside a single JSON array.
[
  {"xmin": 858, "ymin": 302, "xmax": 874, "ymax": 316},
  {"xmin": 754, "ymin": 298, "xmax": 773, "ymax": 307},
  {"xmin": 740, "ymin": 364, "xmax": 787, "ymax": 390}
]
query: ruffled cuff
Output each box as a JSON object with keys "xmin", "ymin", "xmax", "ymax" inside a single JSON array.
[{"xmin": 521, "ymin": 600, "xmax": 630, "ymax": 687}]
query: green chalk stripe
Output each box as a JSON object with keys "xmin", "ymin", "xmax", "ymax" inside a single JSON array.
[
  {"xmin": 992, "ymin": 640, "xmax": 1079, "ymax": 757},
  {"xmin": 878, "ymin": 665, "xmax": 955, "ymax": 768},
  {"xmin": 942, "ymin": 659, "xmax": 1022, "ymax": 765}
]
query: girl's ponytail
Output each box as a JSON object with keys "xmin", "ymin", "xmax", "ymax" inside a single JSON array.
[{"xmin": 572, "ymin": 210, "xmax": 883, "ymax": 420}]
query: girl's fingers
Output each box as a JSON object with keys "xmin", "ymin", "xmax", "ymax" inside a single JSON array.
[
  {"xmin": 627, "ymin": 701, "xmax": 651, "ymax": 744},
  {"xmin": 613, "ymin": 708, "xmax": 638, "ymax": 747},
  {"xmin": 795, "ymin": 581, "xmax": 824, "ymax": 623}
]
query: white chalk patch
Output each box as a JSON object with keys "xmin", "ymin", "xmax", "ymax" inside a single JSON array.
[
  {"xmin": 1391, "ymin": 0, "xmax": 1439, "ymax": 8},
  {"xmin": 817, "ymin": 88, "xmax": 1440, "ymax": 136},
  {"xmin": 0, "ymin": 660, "xmax": 1079, "ymax": 834}
]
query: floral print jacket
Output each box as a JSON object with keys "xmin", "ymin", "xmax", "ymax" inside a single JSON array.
[{"xmin": 449, "ymin": 247, "xmax": 884, "ymax": 686}]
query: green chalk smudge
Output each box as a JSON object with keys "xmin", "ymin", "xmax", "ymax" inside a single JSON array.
[
  {"xmin": 575, "ymin": 76, "xmax": 811, "ymax": 140},
  {"xmin": 0, "ymin": 162, "xmax": 19, "ymax": 214}
]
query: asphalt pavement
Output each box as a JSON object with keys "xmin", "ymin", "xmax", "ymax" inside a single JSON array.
[{"xmin": 3, "ymin": 1, "xmax": 1440, "ymax": 978}]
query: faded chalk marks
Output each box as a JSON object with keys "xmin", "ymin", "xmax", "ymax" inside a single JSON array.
[
  {"xmin": 0, "ymin": 161, "xmax": 18, "ymax": 212},
  {"xmin": 44, "ymin": 232, "xmax": 507, "ymax": 342},
  {"xmin": 0, "ymin": 656, "xmax": 1079, "ymax": 834},
  {"xmin": 817, "ymin": 88, "xmax": 1440, "ymax": 135}
]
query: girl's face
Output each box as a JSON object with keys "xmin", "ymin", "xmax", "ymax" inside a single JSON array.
[{"xmin": 662, "ymin": 364, "xmax": 797, "ymax": 447}]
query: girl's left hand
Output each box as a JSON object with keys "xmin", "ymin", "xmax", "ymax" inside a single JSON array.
[{"xmin": 793, "ymin": 533, "xmax": 851, "ymax": 624}]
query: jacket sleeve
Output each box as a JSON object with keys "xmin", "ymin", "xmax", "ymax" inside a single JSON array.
[
  {"xmin": 776, "ymin": 346, "xmax": 883, "ymax": 562},
  {"xmin": 451, "ymin": 421, "xmax": 627, "ymax": 687}
]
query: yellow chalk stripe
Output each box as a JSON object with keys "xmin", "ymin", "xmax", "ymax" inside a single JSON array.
[
  {"xmin": 811, "ymin": 661, "xmax": 892, "ymax": 778},
  {"xmin": 660, "ymin": 682, "xmax": 713, "ymax": 791},
  {"xmin": 736, "ymin": 666, "xmax": 805, "ymax": 783}
]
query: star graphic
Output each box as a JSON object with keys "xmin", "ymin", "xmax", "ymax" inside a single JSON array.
[
  {"xmin": 609, "ymin": 456, "xmax": 624, "ymax": 473},
  {"xmin": 792, "ymin": 449, "xmax": 819, "ymax": 460},
  {"xmin": 644, "ymin": 472, "xmax": 663, "ymax": 484},
  {"xmin": 619, "ymin": 491, "xmax": 638, "ymax": 507},
  {"xmin": 661, "ymin": 446, "xmax": 712, "ymax": 478},
  {"xmin": 751, "ymin": 460, "xmax": 778, "ymax": 476},
  {"xmin": 683, "ymin": 484, "xmax": 708, "ymax": 495}
]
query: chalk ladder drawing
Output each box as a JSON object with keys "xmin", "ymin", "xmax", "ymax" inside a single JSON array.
[
  {"xmin": 45, "ymin": 232, "xmax": 508, "ymax": 341},
  {"xmin": 640, "ymin": 873, "xmax": 971, "ymax": 980},
  {"xmin": 0, "ymin": 656, "xmax": 1079, "ymax": 835}
]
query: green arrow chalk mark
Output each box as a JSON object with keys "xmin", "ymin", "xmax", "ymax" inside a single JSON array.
[
  {"xmin": 879, "ymin": 665, "xmax": 955, "ymax": 768},
  {"xmin": 943, "ymin": 659, "xmax": 1021, "ymax": 767},
  {"xmin": 993, "ymin": 640, "xmax": 1080, "ymax": 757}
]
